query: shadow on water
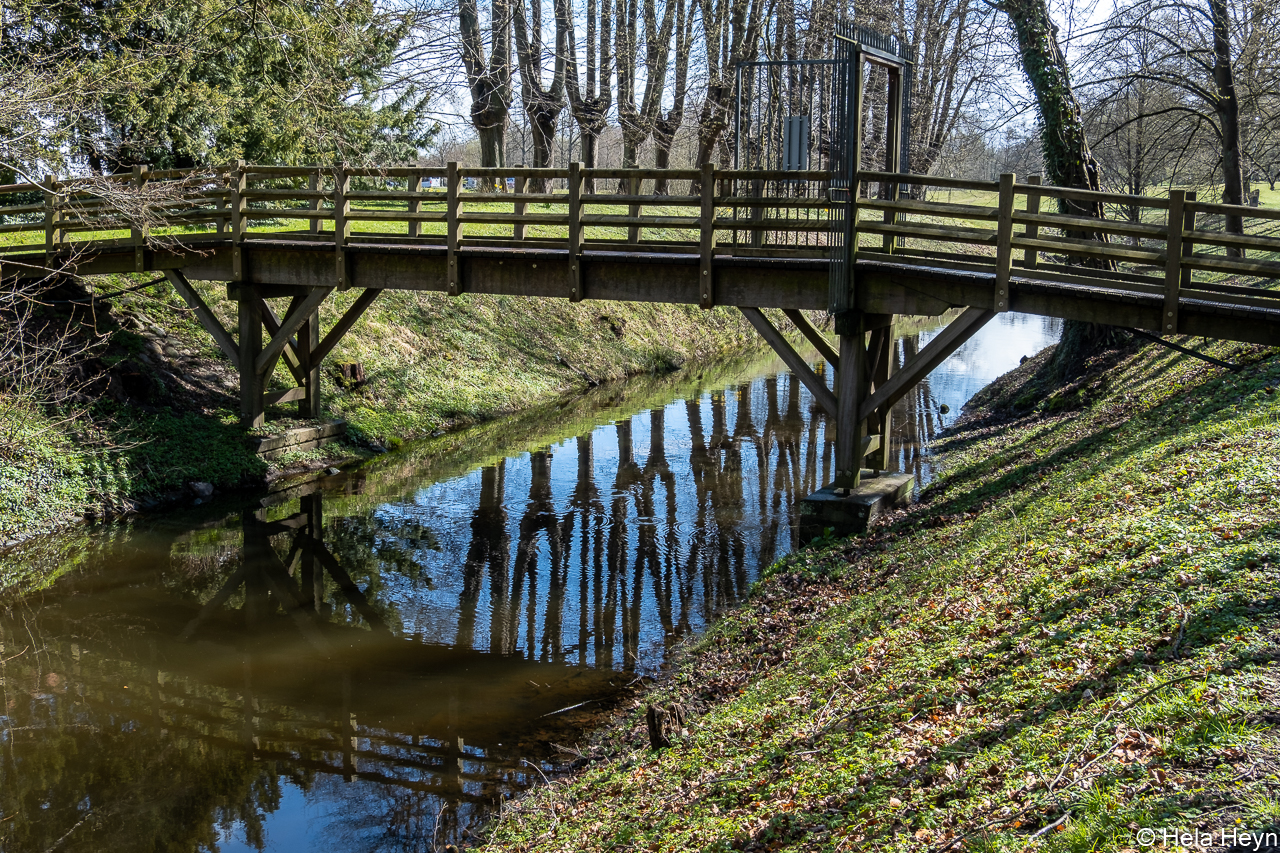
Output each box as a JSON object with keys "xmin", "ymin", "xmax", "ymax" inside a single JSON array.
[{"xmin": 0, "ymin": 314, "xmax": 1059, "ymax": 852}]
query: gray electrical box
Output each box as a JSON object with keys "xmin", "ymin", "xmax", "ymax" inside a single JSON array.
[{"xmin": 783, "ymin": 116, "xmax": 810, "ymax": 170}]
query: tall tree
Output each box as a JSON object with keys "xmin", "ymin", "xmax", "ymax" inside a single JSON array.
[
  {"xmin": 513, "ymin": 0, "xmax": 567, "ymax": 184},
  {"xmin": 652, "ymin": 0, "xmax": 693, "ymax": 193},
  {"xmin": 693, "ymin": 0, "xmax": 770, "ymax": 169},
  {"xmin": 999, "ymin": 0, "xmax": 1115, "ymax": 375},
  {"xmin": 615, "ymin": 0, "xmax": 677, "ymax": 172},
  {"xmin": 558, "ymin": 0, "xmax": 614, "ymax": 190},
  {"xmin": 461, "ymin": 0, "xmax": 514, "ymax": 166}
]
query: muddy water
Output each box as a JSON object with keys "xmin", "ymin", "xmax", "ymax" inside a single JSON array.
[{"xmin": 0, "ymin": 313, "xmax": 1059, "ymax": 852}]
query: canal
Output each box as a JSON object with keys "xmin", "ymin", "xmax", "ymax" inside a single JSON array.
[{"xmin": 0, "ymin": 313, "xmax": 1060, "ymax": 852}]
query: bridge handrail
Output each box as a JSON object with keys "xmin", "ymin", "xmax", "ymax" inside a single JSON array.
[{"xmin": 4, "ymin": 163, "xmax": 1280, "ymax": 323}]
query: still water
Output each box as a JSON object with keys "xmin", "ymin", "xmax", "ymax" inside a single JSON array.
[{"xmin": 0, "ymin": 313, "xmax": 1059, "ymax": 852}]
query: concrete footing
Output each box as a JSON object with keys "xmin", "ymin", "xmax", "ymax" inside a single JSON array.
[
  {"xmin": 247, "ymin": 420, "xmax": 347, "ymax": 460},
  {"xmin": 798, "ymin": 471, "xmax": 915, "ymax": 539}
]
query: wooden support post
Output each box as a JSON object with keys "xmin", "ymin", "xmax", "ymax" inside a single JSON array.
[
  {"xmin": 231, "ymin": 160, "xmax": 247, "ymax": 281},
  {"xmin": 215, "ymin": 194, "xmax": 227, "ymax": 235},
  {"xmin": 850, "ymin": 49, "xmax": 864, "ymax": 266},
  {"xmin": 866, "ymin": 321, "xmax": 894, "ymax": 472},
  {"xmin": 569, "ymin": 161, "xmax": 583, "ymax": 301},
  {"xmin": 699, "ymin": 161, "xmax": 716, "ymax": 309},
  {"xmin": 238, "ymin": 287, "xmax": 265, "ymax": 427},
  {"xmin": 334, "ymin": 167, "xmax": 350, "ymax": 289},
  {"xmin": 513, "ymin": 168, "xmax": 527, "ymax": 241},
  {"xmin": 256, "ymin": 287, "xmax": 332, "ymax": 376},
  {"xmin": 446, "ymin": 161, "xmax": 460, "ymax": 295},
  {"xmin": 782, "ymin": 308, "xmax": 839, "ymax": 367},
  {"xmin": 1181, "ymin": 190, "xmax": 1196, "ymax": 289},
  {"xmin": 42, "ymin": 176, "xmax": 62, "ymax": 263},
  {"xmin": 1023, "ymin": 175, "xmax": 1041, "ymax": 269},
  {"xmin": 834, "ymin": 312, "xmax": 867, "ymax": 489},
  {"xmin": 299, "ymin": 305, "xmax": 321, "ymax": 417},
  {"xmin": 407, "ymin": 172, "xmax": 421, "ymax": 238},
  {"xmin": 994, "ymin": 172, "xmax": 1015, "ymax": 312},
  {"xmin": 739, "ymin": 307, "xmax": 838, "ymax": 418},
  {"xmin": 627, "ymin": 172, "xmax": 641, "ymax": 244},
  {"xmin": 309, "ymin": 171, "xmax": 321, "ymax": 235},
  {"xmin": 1162, "ymin": 189, "xmax": 1185, "ymax": 335},
  {"xmin": 132, "ymin": 164, "xmax": 149, "ymax": 272}
]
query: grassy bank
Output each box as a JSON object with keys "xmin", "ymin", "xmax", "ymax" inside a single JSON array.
[
  {"xmin": 484, "ymin": 336, "xmax": 1280, "ymax": 852},
  {"xmin": 0, "ymin": 273, "xmax": 764, "ymax": 543}
]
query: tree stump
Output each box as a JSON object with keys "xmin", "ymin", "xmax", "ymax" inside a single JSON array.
[
  {"xmin": 646, "ymin": 702, "xmax": 687, "ymax": 750},
  {"xmin": 335, "ymin": 362, "xmax": 367, "ymax": 389}
]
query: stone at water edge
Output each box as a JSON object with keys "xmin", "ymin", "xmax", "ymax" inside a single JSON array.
[{"xmin": 190, "ymin": 482, "xmax": 214, "ymax": 499}]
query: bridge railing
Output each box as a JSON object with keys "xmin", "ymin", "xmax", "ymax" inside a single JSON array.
[{"xmin": 4, "ymin": 163, "xmax": 1280, "ymax": 320}]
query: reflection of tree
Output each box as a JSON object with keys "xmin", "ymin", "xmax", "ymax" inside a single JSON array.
[{"xmin": 458, "ymin": 462, "xmax": 509, "ymax": 650}]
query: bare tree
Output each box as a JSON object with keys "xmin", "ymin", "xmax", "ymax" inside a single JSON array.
[
  {"xmin": 616, "ymin": 0, "xmax": 677, "ymax": 173},
  {"xmin": 652, "ymin": 0, "xmax": 694, "ymax": 193},
  {"xmin": 461, "ymin": 0, "xmax": 515, "ymax": 166},
  {"xmin": 693, "ymin": 0, "xmax": 771, "ymax": 170},
  {"xmin": 558, "ymin": 0, "xmax": 614, "ymax": 189},
  {"xmin": 514, "ymin": 0, "xmax": 568, "ymax": 185}
]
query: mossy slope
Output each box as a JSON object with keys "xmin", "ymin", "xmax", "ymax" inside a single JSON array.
[{"xmin": 485, "ymin": 338, "xmax": 1280, "ymax": 852}]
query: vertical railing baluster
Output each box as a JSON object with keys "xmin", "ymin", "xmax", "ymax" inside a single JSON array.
[
  {"xmin": 569, "ymin": 161, "xmax": 583, "ymax": 301},
  {"xmin": 699, "ymin": 161, "xmax": 716, "ymax": 309},
  {"xmin": 627, "ymin": 172, "xmax": 640, "ymax": 244},
  {"xmin": 447, "ymin": 161, "xmax": 460, "ymax": 295},
  {"xmin": 408, "ymin": 172, "xmax": 421, "ymax": 238},
  {"xmin": 994, "ymin": 173, "xmax": 1015, "ymax": 312},
  {"xmin": 231, "ymin": 160, "xmax": 246, "ymax": 282},
  {"xmin": 1163, "ymin": 189, "xmax": 1185, "ymax": 335},
  {"xmin": 132, "ymin": 164, "xmax": 149, "ymax": 272},
  {"xmin": 335, "ymin": 166, "xmax": 350, "ymax": 288},
  {"xmin": 1181, "ymin": 190, "xmax": 1196, "ymax": 290},
  {"xmin": 42, "ymin": 176, "xmax": 61, "ymax": 264},
  {"xmin": 513, "ymin": 167, "xmax": 527, "ymax": 242},
  {"xmin": 1023, "ymin": 174, "xmax": 1041, "ymax": 270},
  {"xmin": 309, "ymin": 171, "xmax": 321, "ymax": 236}
]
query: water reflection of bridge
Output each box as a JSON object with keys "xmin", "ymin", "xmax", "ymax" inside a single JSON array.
[{"xmin": 1, "ymin": 352, "xmax": 964, "ymax": 851}]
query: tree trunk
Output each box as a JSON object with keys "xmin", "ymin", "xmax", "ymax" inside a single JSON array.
[
  {"xmin": 1209, "ymin": 0, "xmax": 1245, "ymax": 255},
  {"xmin": 1001, "ymin": 0, "xmax": 1121, "ymax": 377}
]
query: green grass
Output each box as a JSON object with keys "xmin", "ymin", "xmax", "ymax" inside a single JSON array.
[{"xmin": 483, "ymin": 337, "xmax": 1280, "ymax": 852}]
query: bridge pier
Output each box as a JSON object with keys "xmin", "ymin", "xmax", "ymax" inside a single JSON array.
[{"xmin": 741, "ymin": 306, "xmax": 1000, "ymax": 536}]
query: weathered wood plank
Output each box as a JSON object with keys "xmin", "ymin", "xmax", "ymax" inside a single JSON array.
[{"xmin": 994, "ymin": 173, "xmax": 1015, "ymax": 312}]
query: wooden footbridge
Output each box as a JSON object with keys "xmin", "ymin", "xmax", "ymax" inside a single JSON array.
[{"xmin": 3, "ymin": 160, "xmax": 1280, "ymax": 512}]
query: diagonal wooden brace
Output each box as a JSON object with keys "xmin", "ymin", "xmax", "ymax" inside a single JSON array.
[
  {"xmin": 311, "ymin": 288, "xmax": 383, "ymax": 366},
  {"xmin": 858, "ymin": 307, "xmax": 994, "ymax": 423},
  {"xmin": 164, "ymin": 270, "xmax": 240, "ymax": 369},
  {"xmin": 782, "ymin": 308, "xmax": 839, "ymax": 367},
  {"xmin": 256, "ymin": 295, "xmax": 306, "ymax": 385},
  {"xmin": 740, "ymin": 307, "xmax": 838, "ymax": 419},
  {"xmin": 255, "ymin": 287, "xmax": 332, "ymax": 376}
]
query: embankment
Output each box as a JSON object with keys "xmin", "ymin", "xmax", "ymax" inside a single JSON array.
[
  {"xmin": 484, "ymin": 336, "xmax": 1280, "ymax": 852},
  {"xmin": 0, "ymin": 272, "xmax": 765, "ymax": 544}
]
